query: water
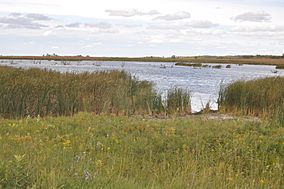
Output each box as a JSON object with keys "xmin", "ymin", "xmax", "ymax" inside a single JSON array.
[{"xmin": 1, "ymin": 59, "xmax": 283, "ymax": 112}]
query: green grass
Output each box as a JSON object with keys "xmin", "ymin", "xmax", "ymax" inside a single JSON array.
[
  {"xmin": 218, "ymin": 77, "xmax": 284, "ymax": 124},
  {"xmin": 0, "ymin": 113, "xmax": 283, "ymax": 188},
  {"xmin": 0, "ymin": 66, "xmax": 191, "ymax": 118}
]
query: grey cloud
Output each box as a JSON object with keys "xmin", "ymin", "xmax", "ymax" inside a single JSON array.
[
  {"xmin": 0, "ymin": 16, "xmax": 47, "ymax": 29},
  {"xmin": 232, "ymin": 11, "xmax": 271, "ymax": 22},
  {"xmin": 86, "ymin": 22, "xmax": 112, "ymax": 29},
  {"xmin": 65, "ymin": 22, "xmax": 112, "ymax": 29},
  {"xmin": 9, "ymin": 12, "xmax": 22, "ymax": 17},
  {"xmin": 66, "ymin": 22, "xmax": 83, "ymax": 28},
  {"xmin": 154, "ymin": 11, "xmax": 191, "ymax": 21},
  {"xmin": 25, "ymin": 13, "xmax": 51, "ymax": 21},
  {"xmin": 188, "ymin": 20, "xmax": 218, "ymax": 28},
  {"xmin": 0, "ymin": 12, "xmax": 51, "ymax": 29},
  {"xmin": 105, "ymin": 9, "xmax": 160, "ymax": 17},
  {"xmin": 9, "ymin": 12, "xmax": 52, "ymax": 21}
]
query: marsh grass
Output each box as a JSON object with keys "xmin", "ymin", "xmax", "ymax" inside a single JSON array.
[
  {"xmin": 218, "ymin": 77, "xmax": 284, "ymax": 125},
  {"xmin": 0, "ymin": 113, "xmax": 283, "ymax": 188},
  {"xmin": 276, "ymin": 64, "xmax": 284, "ymax": 69},
  {"xmin": 0, "ymin": 66, "xmax": 190, "ymax": 118}
]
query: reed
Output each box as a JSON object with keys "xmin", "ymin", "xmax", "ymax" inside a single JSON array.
[
  {"xmin": 166, "ymin": 88, "xmax": 191, "ymax": 114},
  {"xmin": 0, "ymin": 66, "xmax": 190, "ymax": 118},
  {"xmin": 218, "ymin": 77, "xmax": 284, "ymax": 122}
]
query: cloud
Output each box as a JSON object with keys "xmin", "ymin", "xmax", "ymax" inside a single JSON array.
[
  {"xmin": 65, "ymin": 22, "xmax": 112, "ymax": 29},
  {"xmin": 105, "ymin": 9, "xmax": 160, "ymax": 17},
  {"xmin": 232, "ymin": 11, "xmax": 271, "ymax": 22},
  {"xmin": 147, "ymin": 20, "xmax": 218, "ymax": 30},
  {"xmin": 0, "ymin": 13, "xmax": 51, "ymax": 29},
  {"xmin": 154, "ymin": 11, "xmax": 191, "ymax": 21},
  {"xmin": 232, "ymin": 25, "xmax": 284, "ymax": 33},
  {"xmin": 63, "ymin": 21, "xmax": 117, "ymax": 34},
  {"xmin": 66, "ymin": 22, "xmax": 82, "ymax": 28},
  {"xmin": 188, "ymin": 20, "xmax": 218, "ymax": 28},
  {"xmin": 25, "ymin": 13, "xmax": 51, "ymax": 21},
  {"xmin": 85, "ymin": 22, "xmax": 112, "ymax": 29}
]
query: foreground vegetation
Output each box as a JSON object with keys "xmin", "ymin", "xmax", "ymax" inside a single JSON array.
[
  {"xmin": 0, "ymin": 113, "xmax": 283, "ymax": 188},
  {"xmin": 0, "ymin": 65, "xmax": 283, "ymax": 188},
  {"xmin": 0, "ymin": 66, "xmax": 190, "ymax": 118},
  {"xmin": 1, "ymin": 55, "xmax": 284, "ymax": 66}
]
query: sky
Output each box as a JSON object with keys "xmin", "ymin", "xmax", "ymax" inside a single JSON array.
[{"xmin": 0, "ymin": 0, "xmax": 283, "ymax": 57}]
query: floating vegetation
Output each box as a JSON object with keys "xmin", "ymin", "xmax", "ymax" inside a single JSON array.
[
  {"xmin": 212, "ymin": 65, "xmax": 222, "ymax": 69},
  {"xmin": 175, "ymin": 63, "xmax": 203, "ymax": 67}
]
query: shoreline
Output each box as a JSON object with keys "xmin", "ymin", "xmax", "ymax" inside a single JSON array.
[{"xmin": 1, "ymin": 55, "xmax": 284, "ymax": 66}]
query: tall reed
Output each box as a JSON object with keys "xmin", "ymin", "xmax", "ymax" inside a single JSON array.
[
  {"xmin": 218, "ymin": 77, "xmax": 284, "ymax": 124},
  {"xmin": 166, "ymin": 88, "xmax": 191, "ymax": 114},
  {"xmin": 0, "ymin": 66, "xmax": 190, "ymax": 118}
]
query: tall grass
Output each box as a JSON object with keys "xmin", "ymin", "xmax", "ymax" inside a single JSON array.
[
  {"xmin": 218, "ymin": 77, "xmax": 284, "ymax": 125},
  {"xmin": 0, "ymin": 66, "xmax": 190, "ymax": 118}
]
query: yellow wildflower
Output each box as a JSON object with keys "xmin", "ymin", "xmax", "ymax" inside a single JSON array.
[
  {"xmin": 63, "ymin": 139, "xmax": 71, "ymax": 149},
  {"xmin": 14, "ymin": 154, "xmax": 25, "ymax": 162},
  {"xmin": 95, "ymin": 160, "xmax": 103, "ymax": 168},
  {"xmin": 260, "ymin": 179, "xmax": 265, "ymax": 184}
]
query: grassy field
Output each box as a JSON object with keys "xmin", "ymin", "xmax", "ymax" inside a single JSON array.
[
  {"xmin": 1, "ymin": 55, "xmax": 284, "ymax": 66},
  {"xmin": 0, "ymin": 113, "xmax": 283, "ymax": 189}
]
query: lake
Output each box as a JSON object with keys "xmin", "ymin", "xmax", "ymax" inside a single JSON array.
[{"xmin": 1, "ymin": 59, "xmax": 284, "ymax": 112}]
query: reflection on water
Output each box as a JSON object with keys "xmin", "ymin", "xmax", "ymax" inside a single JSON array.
[{"xmin": 1, "ymin": 60, "xmax": 283, "ymax": 112}]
